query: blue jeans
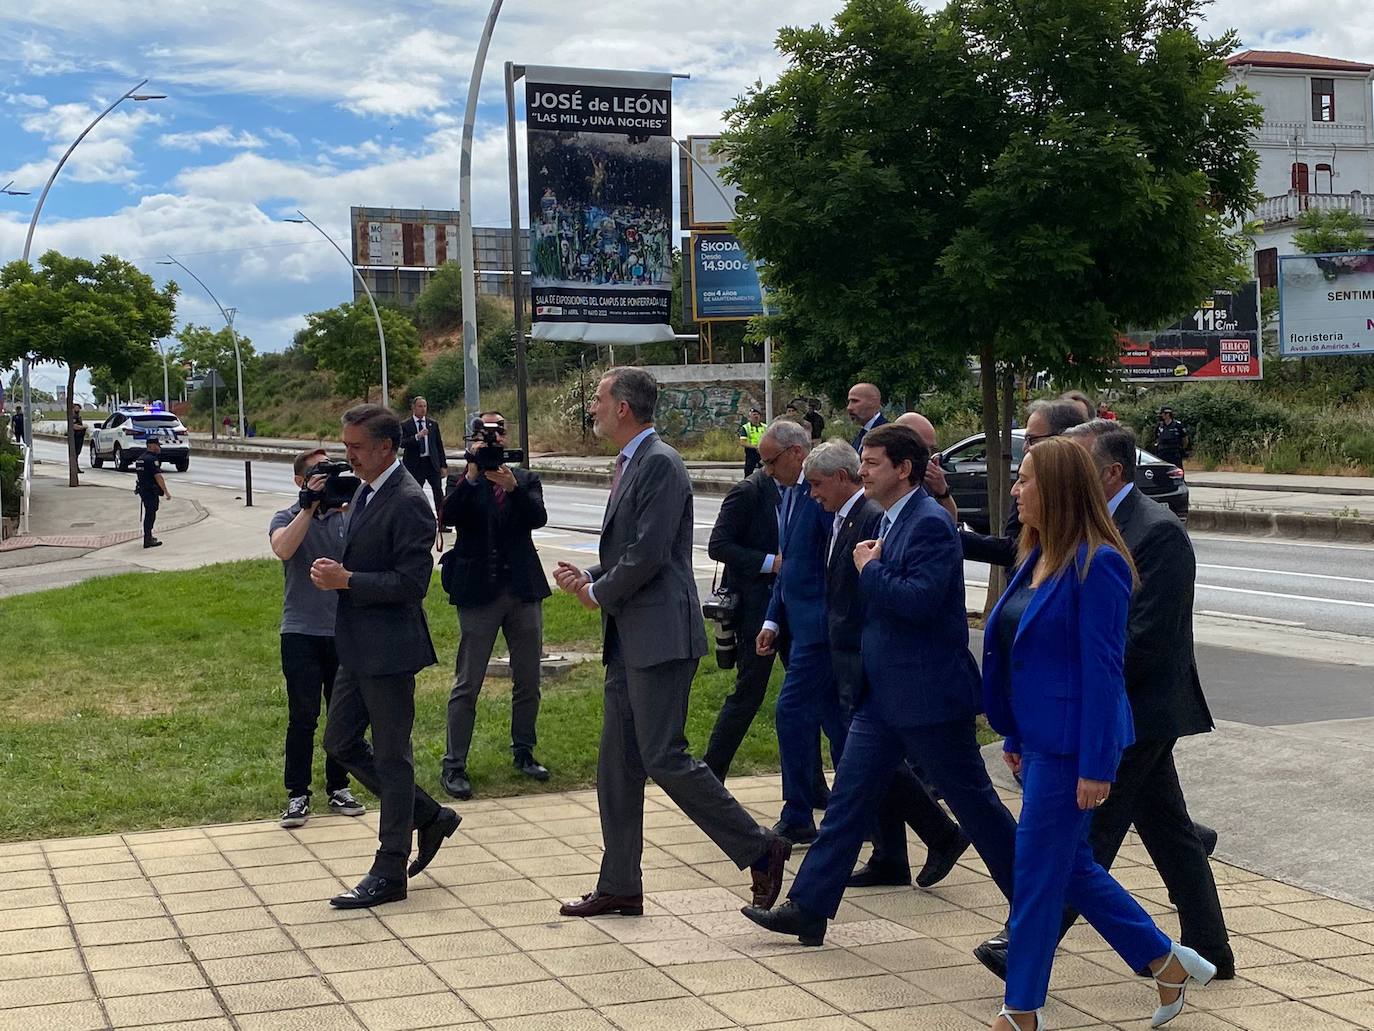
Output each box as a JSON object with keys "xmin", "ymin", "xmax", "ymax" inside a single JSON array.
[{"xmin": 1005, "ymin": 751, "xmax": 1171, "ymax": 1011}]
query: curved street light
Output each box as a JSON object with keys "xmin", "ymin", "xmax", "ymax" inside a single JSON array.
[
  {"xmin": 282, "ymin": 211, "xmax": 389, "ymax": 404},
  {"xmin": 156, "ymin": 256, "xmax": 246, "ymax": 442},
  {"xmin": 14, "ymin": 77, "xmax": 164, "ymax": 531}
]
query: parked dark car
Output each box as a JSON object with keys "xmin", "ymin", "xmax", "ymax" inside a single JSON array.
[{"xmin": 940, "ymin": 429, "xmax": 1189, "ymax": 533}]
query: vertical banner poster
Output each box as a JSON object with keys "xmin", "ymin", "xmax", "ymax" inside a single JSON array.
[
  {"xmin": 1117, "ymin": 282, "xmax": 1262, "ymax": 381},
  {"xmin": 685, "ymin": 135, "xmax": 740, "ymax": 229},
  {"xmin": 1279, "ymin": 251, "xmax": 1374, "ymax": 356},
  {"xmin": 524, "ymin": 66, "xmax": 675, "ymax": 344}
]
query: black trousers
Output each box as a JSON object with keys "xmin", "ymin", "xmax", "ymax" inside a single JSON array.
[
  {"xmin": 280, "ymin": 634, "xmax": 351, "ymax": 798},
  {"xmin": 324, "ymin": 665, "xmax": 443, "ymax": 879},
  {"xmin": 404, "ymin": 458, "xmax": 444, "ymax": 510},
  {"xmin": 703, "ymin": 585, "xmax": 777, "ymax": 780},
  {"xmin": 138, "ymin": 491, "xmax": 159, "ymax": 542},
  {"xmin": 1064, "ymin": 736, "xmax": 1228, "ymax": 953},
  {"xmin": 743, "ymin": 448, "xmax": 761, "ymax": 477}
]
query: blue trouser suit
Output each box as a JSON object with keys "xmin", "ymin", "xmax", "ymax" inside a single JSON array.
[
  {"xmin": 775, "ymin": 637, "xmax": 847, "ymax": 829},
  {"xmin": 1005, "ymin": 751, "xmax": 1171, "ymax": 1010}
]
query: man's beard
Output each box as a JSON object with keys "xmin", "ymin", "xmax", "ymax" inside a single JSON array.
[{"xmin": 591, "ymin": 416, "xmax": 607, "ymax": 439}]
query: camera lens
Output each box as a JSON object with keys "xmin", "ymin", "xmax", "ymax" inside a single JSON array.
[{"xmin": 714, "ymin": 628, "xmax": 737, "ymax": 670}]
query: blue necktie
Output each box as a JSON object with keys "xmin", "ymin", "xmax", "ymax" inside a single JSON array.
[
  {"xmin": 878, "ymin": 514, "xmax": 892, "ymax": 539},
  {"xmin": 356, "ymin": 484, "xmax": 373, "ymax": 511},
  {"xmin": 778, "ymin": 487, "xmax": 794, "ymax": 539}
]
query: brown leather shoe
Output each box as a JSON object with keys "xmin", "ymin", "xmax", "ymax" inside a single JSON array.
[
  {"xmin": 559, "ymin": 890, "xmax": 644, "ymax": 918},
  {"xmin": 749, "ymin": 833, "xmax": 793, "ymax": 909}
]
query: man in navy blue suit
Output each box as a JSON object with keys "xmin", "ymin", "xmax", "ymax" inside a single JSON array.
[
  {"xmin": 742, "ymin": 423, "xmax": 1018, "ymax": 945},
  {"xmin": 756, "ymin": 420, "xmax": 846, "ymax": 845}
]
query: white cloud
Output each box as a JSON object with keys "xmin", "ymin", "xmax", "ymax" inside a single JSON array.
[
  {"xmin": 4, "ymin": 92, "xmax": 48, "ymax": 108},
  {"xmin": 6, "ymin": 100, "xmax": 164, "ymax": 187},
  {"xmin": 159, "ymin": 126, "xmax": 264, "ymax": 151}
]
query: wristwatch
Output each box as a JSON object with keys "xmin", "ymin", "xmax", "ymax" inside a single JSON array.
[{"xmin": 933, "ymin": 488, "xmax": 952, "ymax": 500}]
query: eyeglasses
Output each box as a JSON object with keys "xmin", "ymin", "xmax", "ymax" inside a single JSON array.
[
  {"xmin": 1023, "ymin": 432, "xmax": 1055, "ymax": 448},
  {"xmin": 759, "ymin": 447, "xmax": 790, "ymax": 466}
]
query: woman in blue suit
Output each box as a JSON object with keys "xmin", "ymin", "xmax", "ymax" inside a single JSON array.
[{"xmin": 983, "ymin": 438, "xmax": 1216, "ymax": 1031}]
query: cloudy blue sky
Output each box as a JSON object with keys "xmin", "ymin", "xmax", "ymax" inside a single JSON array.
[{"xmin": 2, "ymin": 0, "xmax": 1370, "ymax": 398}]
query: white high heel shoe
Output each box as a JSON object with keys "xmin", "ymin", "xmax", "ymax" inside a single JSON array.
[
  {"xmin": 1150, "ymin": 942, "xmax": 1217, "ymax": 1028},
  {"xmin": 997, "ymin": 1005, "xmax": 1045, "ymax": 1030}
]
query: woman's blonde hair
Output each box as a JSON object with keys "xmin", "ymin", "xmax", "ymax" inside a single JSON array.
[{"xmin": 1016, "ymin": 436, "xmax": 1137, "ymax": 585}]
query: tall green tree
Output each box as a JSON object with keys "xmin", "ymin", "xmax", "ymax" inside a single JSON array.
[
  {"xmin": 297, "ymin": 300, "xmax": 422, "ymax": 403},
  {"xmin": 90, "ymin": 350, "xmax": 187, "ymax": 406},
  {"xmin": 723, "ymin": 0, "xmax": 1261, "ymax": 599},
  {"xmin": 0, "ymin": 251, "xmax": 176, "ymax": 485}
]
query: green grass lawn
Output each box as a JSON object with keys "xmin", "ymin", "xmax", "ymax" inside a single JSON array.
[{"xmin": 0, "ymin": 562, "xmax": 791, "ymax": 841}]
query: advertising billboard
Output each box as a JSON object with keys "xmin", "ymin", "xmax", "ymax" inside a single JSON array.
[
  {"xmin": 690, "ymin": 231, "xmax": 771, "ymax": 321},
  {"xmin": 1118, "ymin": 283, "xmax": 1261, "ymax": 381},
  {"xmin": 685, "ymin": 134, "xmax": 740, "ymax": 229},
  {"xmin": 1279, "ymin": 251, "xmax": 1374, "ymax": 357},
  {"xmin": 524, "ymin": 66, "xmax": 675, "ymax": 344}
]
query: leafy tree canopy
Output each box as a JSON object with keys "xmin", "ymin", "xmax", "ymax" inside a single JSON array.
[
  {"xmin": 171, "ymin": 323, "xmax": 257, "ymax": 375},
  {"xmin": 296, "ymin": 299, "xmax": 422, "ymax": 403},
  {"xmin": 1293, "ymin": 207, "xmax": 1371, "ymax": 255}
]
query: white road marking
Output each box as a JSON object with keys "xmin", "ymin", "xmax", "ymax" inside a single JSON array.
[
  {"xmin": 1199, "ymin": 563, "xmax": 1374, "ymax": 586},
  {"xmin": 1197, "ymin": 584, "xmax": 1374, "ymax": 609},
  {"xmin": 1197, "ymin": 610, "xmax": 1306, "ymax": 628},
  {"xmin": 1192, "ymin": 533, "xmax": 1374, "ymax": 553}
]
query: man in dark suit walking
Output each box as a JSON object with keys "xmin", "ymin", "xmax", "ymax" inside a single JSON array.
[
  {"xmin": 972, "ymin": 421, "xmax": 1233, "ymax": 980},
  {"xmin": 743, "ymin": 425, "xmax": 1017, "ymax": 946},
  {"xmin": 438, "ymin": 411, "xmax": 552, "ymax": 800},
  {"xmin": 755, "ymin": 420, "xmax": 846, "ymax": 845},
  {"xmin": 803, "ymin": 439, "xmax": 970, "ymax": 889},
  {"xmin": 553, "ymin": 367, "xmax": 790, "ymax": 919},
  {"xmin": 312, "ymin": 403, "xmax": 461, "ymax": 908},
  {"xmin": 846, "ymin": 382, "xmax": 887, "ymax": 452},
  {"xmin": 703, "ymin": 462, "xmax": 782, "ymax": 781},
  {"xmin": 400, "ymin": 396, "xmax": 447, "ymax": 512}
]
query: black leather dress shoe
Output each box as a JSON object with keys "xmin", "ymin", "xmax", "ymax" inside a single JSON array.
[
  {"xmin": 330, "ymin": 873, "xmax": 406, "ymax": 909},
  {"xmin": 771, "ymin": 820, "xmax": 818, "ymax": 846},
  {"xmin": 559, "ymin": 890, "xmax": 644, "ymax": 917},
  {"xmin": 1196, "ymin": 822, "xmax": 1219, "ymax": 857},
  {"xmin": 514, "ymin": 752, "xmax": 550, "ymax": 782},
  {"xmin": 750, "ymin": 833, "xmax": 794, "ymax": 909},
  {"xmin": 740, "ymin": 900, "xmax": 826, "ymax": 946},
  {"xmin": 442, "ymin": 771, "xmax": 472, "ymax": 800},
  {"xmin": 916, "ymin": 832, "xmax": 971, "ymax": 888},
  {"xmin": 973, "ymin": 934, "xmax": 1009, "ymax": 981},
  {"xmin": 848, "ymin": 860, "xmax": 912, "ymax": 888},
  {"xmin": 408, "ymin": 807, "xmax": 461, "ymax": 877}
]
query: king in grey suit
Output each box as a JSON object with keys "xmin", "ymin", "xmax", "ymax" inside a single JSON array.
[
  {"xmin": 554, "ymin": 368, "xmax": 791, "ymax": 918},
  {"xmin": 314, "ymin": 404, "xmax": 461, "ymax": 909}
]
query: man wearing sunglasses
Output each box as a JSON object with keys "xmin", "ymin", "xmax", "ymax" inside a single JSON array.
[{"xmin": 437, "ymin": 412, "xmax": 551, "ymax": 800}]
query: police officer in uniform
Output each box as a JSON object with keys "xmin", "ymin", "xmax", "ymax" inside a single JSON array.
[
  {"xmin": 1152, "ymin": 406, "xmax": 1191, "ymax": 469},
  {"xmin": 135, "ymin": 436, "xmax": 169, "ymax": 548},
  {"xmin": 739, "ymin": 408, "xmax": 766, "ymax": 477}
]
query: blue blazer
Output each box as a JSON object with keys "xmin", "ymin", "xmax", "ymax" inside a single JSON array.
[
  {"xmin": 765, "ymin": 480, "xmax": 830, "ymax": 646},
  {"xmin": 857, "ymin": 487, "xmax": 981, "ymax": 727},
  {"xmin": 982, "ymin": 543, "xmax": 1136, "ymax": 782}
]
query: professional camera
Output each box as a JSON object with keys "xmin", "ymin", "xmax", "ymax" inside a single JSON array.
[
  {"xmin": 468, "ymin": 419, "xmax": 525, "ymax": 472},
  {"xmin": 302, "ymin": 459, "xmax": 361, "ymax": 513},
  {"xmin": 701, "ymin": 588, "xmax": 740, "ymax": 670}
]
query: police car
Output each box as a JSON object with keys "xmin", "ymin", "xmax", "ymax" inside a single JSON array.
[{"xmin": 89, "ymin": 403, "xmax": 191, "ymax": 472}]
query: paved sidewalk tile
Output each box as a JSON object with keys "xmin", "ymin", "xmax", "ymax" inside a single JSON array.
[{"xmin": 1, "ymin": 774, "xmax": 1373, "ymax": 1030}]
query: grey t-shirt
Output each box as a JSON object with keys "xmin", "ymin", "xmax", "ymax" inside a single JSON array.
[{"xmin": 270, "ymin": 504, "xmax": 344, "ymax": 636}]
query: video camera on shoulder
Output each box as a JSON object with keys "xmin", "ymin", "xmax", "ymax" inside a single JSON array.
[
  {"xmin": 468, "ymin": 418, "xmax": 525, "ymax": 472},
  {"xmin": 302, "ymin": 459, "xmax": 360, "ymax": 513}
]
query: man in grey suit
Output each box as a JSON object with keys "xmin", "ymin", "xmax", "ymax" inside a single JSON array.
[
  {"xmin": 553, "ymin": 367, "xmax": 791, "ymax": 918},
  {"xmin": 312, "ymin": 404, "xmax": 461, "ymax": 909}
]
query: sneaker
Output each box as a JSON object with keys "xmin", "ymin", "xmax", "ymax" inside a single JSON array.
[
  {"xmin": 280, "ymin": 795, "xmax": 310, "ymax": 828},
  {"xmin": 328, "ymin": 788, "xmax": 365, "ymax": 817}
]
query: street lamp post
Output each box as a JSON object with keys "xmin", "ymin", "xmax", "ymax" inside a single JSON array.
[
  {"xmin": 13, "ymin": 78, "xmax": 164, "ymax": 532},
  {"xmin": 282, "ymin": 211, "xmax": 389, "ymax": 404},
  {"xmin": 459, "ymin": 0, "xmax": 506, "ymax": 430},
  {"xmin": 154, "ymin": 340, "xmax": 170, "ymax": 409},
  {"xmin": 157, "ymin": 257, "xmax": 250, "ymax": 502},
  {"xmin": 18, "ymin": 79, "xmax": 166, "ymax": 450}
]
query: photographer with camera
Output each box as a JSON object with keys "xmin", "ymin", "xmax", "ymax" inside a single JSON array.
[
  {"xmin": 436, "ymin": 412, "xmax": 550, "ymax": 800},
  {"xmin": 269, "ymin": 449, "xmax": 367, "ymax": 829}
]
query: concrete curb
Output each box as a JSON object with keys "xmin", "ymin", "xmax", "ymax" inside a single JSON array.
[
  {"xmin": 35, "ymin": 431, "xmax": 320, "ymax": 465},
  {"xmin": 1187, "ymin": 475, "xmax": 1374, "ymax": 497},
  {"xmin": 536, "ymin": 466, "xmax": 1374, "ymax": 543}
]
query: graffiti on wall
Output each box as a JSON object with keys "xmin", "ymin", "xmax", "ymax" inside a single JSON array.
[{"xmin": 655, "ymin": 382, "xmax": 762, "ymax": 439}]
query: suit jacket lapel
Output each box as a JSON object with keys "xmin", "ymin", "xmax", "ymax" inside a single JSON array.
[
  {"xmin": 347, "ymin": 467, "xmax": 399, "ymax": 542},
  {"xmin": 602, "ymin": 433, "xmax": 654, "ymax": 531}
]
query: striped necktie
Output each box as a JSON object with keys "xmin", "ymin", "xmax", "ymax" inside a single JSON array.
[{"xmin": 878, "ymin": 514, "xmax": 892, "ymax": 540}]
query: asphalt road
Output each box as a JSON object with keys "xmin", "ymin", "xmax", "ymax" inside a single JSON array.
[{"xmin": 36, "ymin": 439, "xmax": 1374, "ymax": 642}]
